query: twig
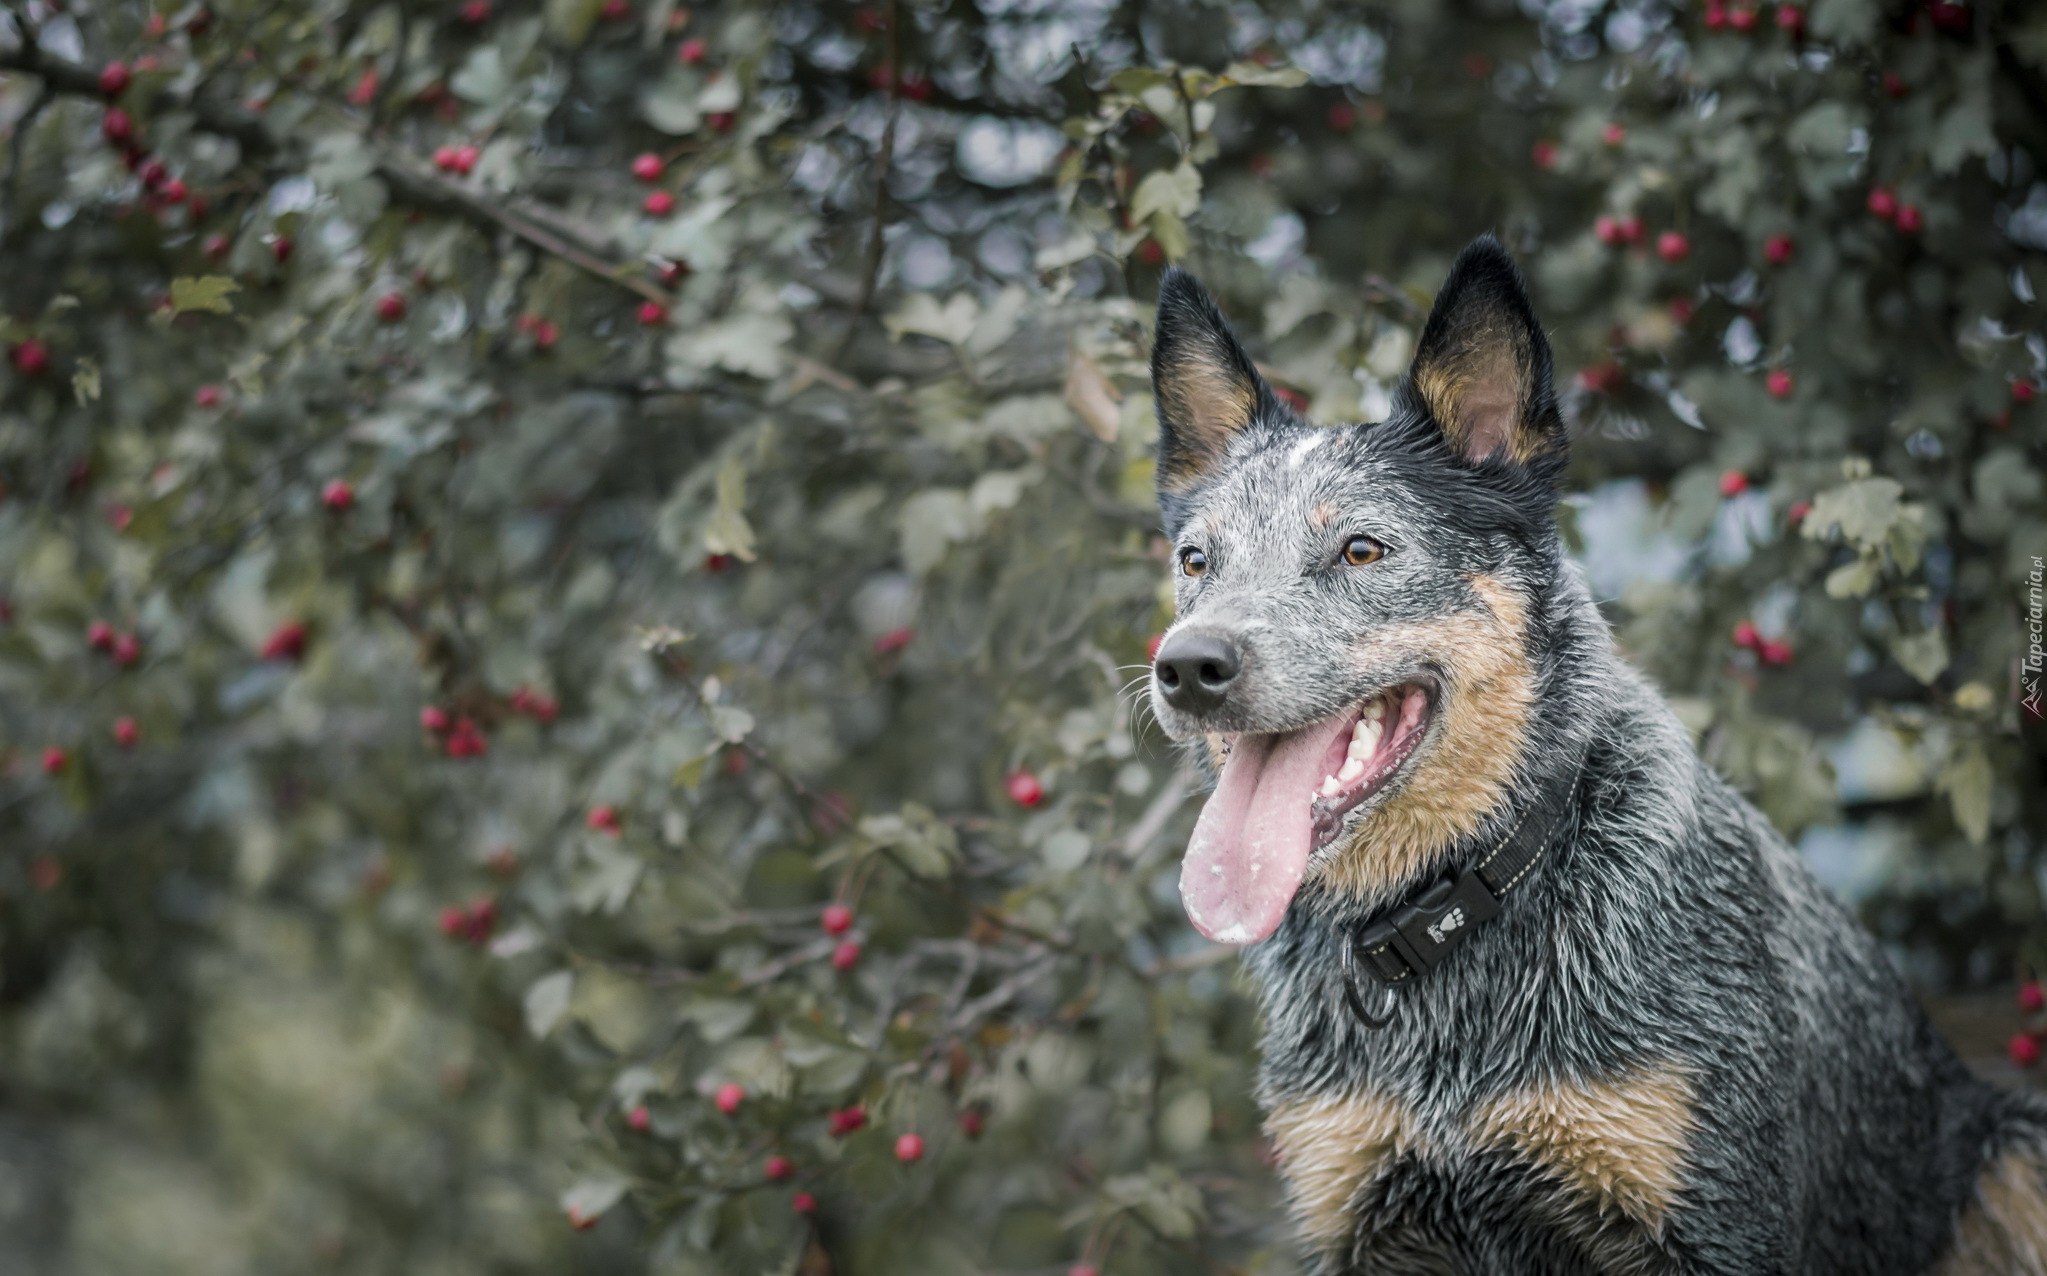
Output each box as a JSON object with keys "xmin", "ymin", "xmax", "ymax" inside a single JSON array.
[
  {"xmin": 0, "ymin": 83, "xmax": 51, "ymax": 252},
  {"xmin": 840, "ymin": 0, "xmax": 901, "ymax": 354},
  {"xmin": 1118, "ymin": 769, "xmax": 1192, "ymax": 859}
]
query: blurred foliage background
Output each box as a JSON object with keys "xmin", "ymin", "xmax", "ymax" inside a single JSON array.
[{"xmin": 0, "ymin": 0, "xmax": 2043, "ymax": 1272}]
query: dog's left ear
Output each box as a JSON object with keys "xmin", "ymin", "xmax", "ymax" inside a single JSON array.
[{"xmin": 1399, "ymin": 235, "xmax": 1564, "ymax": 467}]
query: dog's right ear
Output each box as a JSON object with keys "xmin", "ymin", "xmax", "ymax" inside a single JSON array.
[{"xmin": 1152, "ymin": 268, "xmax": 1275, "ymax": 496}]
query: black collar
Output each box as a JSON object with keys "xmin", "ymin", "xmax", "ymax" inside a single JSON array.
[{"xmin": 1340, "ymin": 749, "xmax": 1588, "ymax": 1028}]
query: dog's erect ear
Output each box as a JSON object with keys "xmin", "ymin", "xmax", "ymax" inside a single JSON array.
[
  {"xmin": 1400, "ymin": 235, "xmax": 1564, "ymax": 466},
  {"xmin": 1152, "ymin": 268, "xmax": 1276, "ymax": 494}
]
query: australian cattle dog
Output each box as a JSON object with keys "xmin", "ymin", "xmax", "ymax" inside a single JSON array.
[{"xmin": 1145, "ymin": 236, "xmax": 2047, "ymax": 1274}]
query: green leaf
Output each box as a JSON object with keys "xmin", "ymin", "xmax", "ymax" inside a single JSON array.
[
  {"xmin": 702, "ymin": 454, "xmax": 757, "ymax": 562},
  {"xmin": 1130, "ymin": 162, "xmax": 1202, "ymax": 224},
  {"xmin": 524, "ymin": 970, "xmax": 574, "ymax": 1038},
  {"xmin": 1938, "ymin": 741, "xmax": 1994, "ymax": 844},
  {"xmin": 1890, "ymin": 629, "xmax": 1948, "ymax": 685},
  {"xmin": 169, "ymin": 276, "xmax": 241, "ymax": 316}
]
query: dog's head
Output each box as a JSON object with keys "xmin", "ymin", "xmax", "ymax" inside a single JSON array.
[{"xmin": 1148, "ymin": 235, "xmax": 1570, "ymax": 944}]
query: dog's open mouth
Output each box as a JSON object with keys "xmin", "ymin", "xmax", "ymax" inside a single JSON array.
[{"xmin": 1179, "ymin": 683, "xmax": 1435, "ymax": 946}]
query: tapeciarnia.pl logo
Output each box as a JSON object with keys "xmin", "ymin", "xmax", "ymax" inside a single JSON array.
[{"xmin": 2025, "ymin": 555, "xmax": 2044, "ymax": 719}]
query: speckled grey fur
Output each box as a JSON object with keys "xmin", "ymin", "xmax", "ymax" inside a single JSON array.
[{"xmin": 1148, "ymin": 237, "xmax": 2047, "ymax": 1275}]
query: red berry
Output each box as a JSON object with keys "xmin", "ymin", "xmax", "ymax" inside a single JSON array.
[
  {"xmin": 1728, "ymin": 5, "xmax": 1756, "ymax": 30},
  {"xmin": 792, "ymin": 1192, "xmax": 817, "ymax": 1214},
  {"xmin": 1764, "ymin": 234, "xmax": 1794, "ymax": 265},
  {"xmin": 113, "ymin": 716, "xmax": 139, "ymax": 748},
  {"xmin": 438, "ymin": 905, "xmax": 467, "ymax": 937},
  {"xmin": 704, "ymin": 553, "xmax": 732, "ymax": 574},
  {"xmin": 1601, "ymin": 122, "xmax": 1625, "ymax": 146},
  {"xmin": 108, "ymin": 504, "xmax": 133, "ymax": 532},
  {"xmin": 261, "ymin": 621, "xmax": 308, "ymax": 661},
  {"xmin": 828, "ymin": 1106, "xmax": 867, "ymax": 1136},
  {"xmin": 1718, "ymin": 470, "xmax": 1749, "ymax": 497},
  {"xmin": 659, "ymin": 259, "xmax": 689, "ymax": 286},
  {"xmin": 421, "ymin": 705, "xmax": 452, "ymax": 733},
  {"xmin": 821, "ymin": 904, "xmax": 854, "ymax": 935},
  {"xmin": 11, "ymin": 339, "xmax": 49, "ymax": 376},
  {"xmin": 1704, "ymin": 2, "xmax": 1727, "ymax": 28},
  {"xmin": 452, "ymin": 145, "xmax": 479, "ymax": 175},
  {"xmin": 1758, "ymin": 639, "xmax": 1794, "ymax": 667},
  {"xmin": 900, "ymin": 77, "xmax": 933, "ymax": 102},
  {"xmin": 1616, "ymin": 216, "xmax": 1644, "ymax": 244},
  {"xmin": 871, "ymin": 626, "xmax": 913, "ymax": 656},
  {"xmin": 958, "ymin": 1108, "xmax": 985, "ymax": 1138},
  {"xmin": 627, "ymin": 1104, "xmax": 651, "ymax": 1132},
  {"xmin": 1136, "ymin": 239, "xmax": 1165, "ymax": 268},
  {"xmin": 567, "ymin": 1206, "xmax": 598, "ymax": 1231},
  {"xmin": 2011, "ymin": 379, "xmax": 2039, "ymax": 406},
  {"xmin": 1788, "ymin": 500, "xmax": 1812, "ymax": 525},
  {"xmin": 1866, "ymin": 186, "xmax": 1897, "ymax": 221},
  {"xmin": 377, "ymin": 292, "xmax": 407, "ymax": 322},
  {"xmin": 1005, "ymin": 770, "xmax": 1044, "ymax": 807},
  {"xmin": 1069, "ymin": 1267, "xmax": 1100, "ymax": 1276},
  {"xmin": 1765, "ymin": 368, "xmax": 1794, "ymax": 399},
  {"xmin": 188, "ymin": 193, "xmax": 209, "ymax": 219},
  {"xmin": 714, "ymin": 1082, "xmax": 745, "ymax": 1115},
  {"xmin": 2012, "ymin": 1033, "xmax": 2040, "ymax": 1068},
  {"xmin": 139, "ymin": 158, "xmax": 169, "ymax": 191},
  {"xmin": 678, "ymin": 38, "xmax": 707, "ymax": 64},
  {"xmin": 1894, "ymin": 204, "xmax": 1923, "ymax": 234},
  {"xmin": 322, "ymin": 478, "xmax": 355, "ymax": 511},
  {"xmin": 161, "ymin": 178, "xmax": 188, "ymax": 204},
  {"xmin": 271, "ymin": 235, "xmax": 295, "ymax": 263},
  {"xmin": 602, "ymin": 0, "xmax": 629, "ymax": 18},
  {"xmin": 1530, "ymin": 139, "xmax": 1557, "ymax": 170},
  {"xmin": 42, "ymin": 746, "xmax": 68, "ymax": 776},
  {"xmin": 894, "ymin": 1133, "xmax": 924, "ymax": 1162},
  {"xmin": 460, "ymin": 0, "xmax": 491, "ymax": 22},
  {"xmin": 1732, "ymin": 621, "xmax": 1762, "ymax": 650},
  {"xmin": 1595, "ymin": 215, "xmax": 1623, "ymax": 246},
  {"xmin": 193, "ymin": 383, "xmax": 223, "ymax": 408},
  {"xmin": 637, "ymin": 301, "xmax": 667, "ymax": 326},
  {"xmin": 1328, "ymin": 103, "xmax": 1357, "ymax": 131},
  {"xmin": 88, "ymin": 621, "xmax": 116, "ymax": 651},
  {"xmin": 112, "ymin": 632, "xmax": 141, "ymax": 667},
  {"xmin": 1656, "ymin": 231, "xmax": 1690, "ymax": 263},
  {"xmin": 203, "ymin": 233, "xmax": 231, "ymax": 258},
  {"xmin": 462, "ymin": 895, "xmax": 497, "ymax": 942},
  {"xmin": 765, "ymin": 1155, "xmax": 794, "ymax": 1181},
  {"xmin": 1776, "ymin": 5, "xmax": 1804, "ymax": 34},
  {"xmin": 101, "ymin": 107, "xmax": 134, "ymax": 144},
  {"xmin": 1929, "ymin": 2, "xmax": 1969, "ymax": 33},
  {"xmin": 1882, "ymin": 72, "xmax": 1907, "ymax": 99},
  {"xmin": 533, "ymin": 320, "xmax": 559, "ymax": 349},
  {"xmin": 1669, "ymin": 295, "xmax": 1696, "ymax": 325},
  {"xmin": 434, "ymin": 145, "xmax": 459, "ymax": 172},
  {"xmin": 831, "ymin": 940, "xmax": 862, "ymax": 971},
  {"xmin": 100, "ymin": 62, "xmax": 132, "ymax": 95},
  {"xmin": 706, "ymin": 112, "xmax": 734, "ymax": 132},
  {"xmin": 587, "ymin": 804, "xmax": 622, "ymax": 833},
  {"xmin": 2021, "ymin": 982, "xmax": 2045, "ymax": 1013},
  {"xmin": 1578, "ymin": 362, "xmax": 1625, "ymax": 395},
  {"xmin": 643, "ymin": 190, "xmax": 676, "ymax": 216},
  {"xmin": 631, "ymin": 152, "xmax": 663, "ymax": 182},
  {"xmin": 348, "ymin": 68, "xmax": 380, "ymax": 107}
]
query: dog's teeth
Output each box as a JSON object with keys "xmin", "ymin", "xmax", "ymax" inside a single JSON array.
[
  {"xmin": 1351, "ymin": 721, "xmax": 1381, "ymax": 759},
  {"xmin": 1336, "ymin": 757, "xmax": 1365, "ymax": 784},
  {"xmin": 1365, "ymin": 699, "xmax": 1385, "ymax": 721},
  {"xmin": 1319, "ymin": 775, "xmax": 1343, "ymax": 797}
]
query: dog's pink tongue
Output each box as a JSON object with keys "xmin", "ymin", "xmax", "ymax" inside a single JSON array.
[{"xmin": 1180, "ymin": 719, "xmax": 1347, "ymax": 945}]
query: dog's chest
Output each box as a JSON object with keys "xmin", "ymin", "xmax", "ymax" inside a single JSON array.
[{"xmin": 1265, "ymin": 1061, "xmax": 1695, "ymax": 1274}]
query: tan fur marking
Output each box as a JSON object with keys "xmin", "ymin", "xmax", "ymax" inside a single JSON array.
[
  {"xmin": 1309, "ymin": 501, "xmax": 1338, "ymax": 529},
  {"xmin": 1468, "ymin": 1064, "xmax": 1695, "ymax": 1231},
  {"xmin": 1413, "ymin": 321, "xmax": 1542, "ymax": 464},
  {"xmin": 1158, "ymin": 345, "xmax": 1256, "ymax": 489},
  {"xmin": 1310, "ymin": 575, "xmax": 1537, "ymax": 906},
  {"xmin": 1267, "ymin": 1089, "xmax": 1427, "ymax": 1256},
  {"xmin": 1203, "ymin": 732, "xmax": 1229, "ymax": 772},
  {"xmin": 1939, "ymin": 1151, "xmax": 2047, "ymax": 1275}
]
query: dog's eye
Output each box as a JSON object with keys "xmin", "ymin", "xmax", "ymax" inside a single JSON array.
[
  {"xmin": 1178, "ymin": 546, "xmax": 1208, "ymax": 577},
  {"xmin": 1341, "ymin": 536, "xmax": 1386, "ymax": 567}
]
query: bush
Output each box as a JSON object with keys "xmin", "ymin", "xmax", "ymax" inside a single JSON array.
[{"xmin": 0, "ymin": 1, "xmax": 2040, "ymax": 1272}]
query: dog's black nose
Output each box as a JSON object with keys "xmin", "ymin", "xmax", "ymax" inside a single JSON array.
[{"xmin": 1154, "ymin": 630, "xmax": 1242, "ymax": 712}]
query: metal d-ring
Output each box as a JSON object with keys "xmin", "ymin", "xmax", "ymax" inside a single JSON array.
[{"xmin": 1340, "ymin": 935, "xmax": 1396, "ymax": 1029}]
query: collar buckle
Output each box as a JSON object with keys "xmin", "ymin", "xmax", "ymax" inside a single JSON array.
[{"xmin": 1355, "ymin": 866, "xmax": 1501, "ymax": 978}]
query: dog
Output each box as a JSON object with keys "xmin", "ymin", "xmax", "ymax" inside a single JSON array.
[{"xmin": 1145, "ymin": 236, "xmax": 2047, "ymax": 1274}]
